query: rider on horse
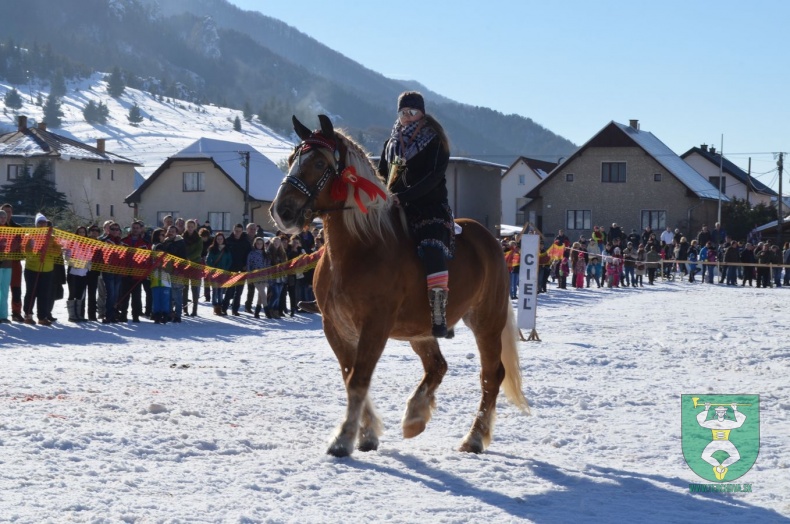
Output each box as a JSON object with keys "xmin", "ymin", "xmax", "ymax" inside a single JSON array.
[{"xmin": 378, "ymin": 91, "xmax": 455, "ymax": 338}]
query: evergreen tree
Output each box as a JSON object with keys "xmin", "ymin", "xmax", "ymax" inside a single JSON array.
[
  {"xmin": 50, "ymin": 70, "xmax": 67, "ymax": 98},
  {"xmin": 0, "ymin": 161, "xmax": 70, "ymax": 215},
  {"xmin": 97, "ymin": 101, "xmax": 110, "ymax": 123},
  {"xmin": 243, "ymin": 101, "xmax": 253, "ymax": 122},
  {"xmin": 83, "ymin": 100, "xmax": 98, "ymax": 122},
  {"xmin": 107, "ymin": 66, "xmax": 125, "ymax": 98},
  {"xmin": 83, "ymin": 100, "xmax": 109, "ymax": 124},
  {"xmin": 4, "ymin": 88, "xmax": 23, "ymax": 109},
  {"xmin": 43, "ymin": 95, "xmax": 63, "ymax": 127},
  {"xmin": 722, "ymin": 197, "xmax": 778, "ymax": 241},
  {"xmin": 36, "ymin": 92, "xmax": 43, "ymax": 106},
  {"xmin": 233, "ymin": 115, "xmax": 242, "ymax": 132},
  {"xmin": 127, "ymin": 102, "xmax": 144, "ymax": 125}
]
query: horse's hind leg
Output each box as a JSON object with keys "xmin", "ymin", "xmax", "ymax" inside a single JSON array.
[
  {"xmin": 402, "ymin": 338, "xmax": 448, "ymax": 439},
  {"xmin": 460, "ymin": 318, "xmax": 505, "ymax": 453}
]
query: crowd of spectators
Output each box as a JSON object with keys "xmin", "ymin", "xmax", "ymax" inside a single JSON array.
[
  {"xmin": 0, "ymin": 202, "xmax": 323, "ymax": 326},
  {"xmin": 502, "ymin": 221, "xmax": 790, "ymax": 294}
]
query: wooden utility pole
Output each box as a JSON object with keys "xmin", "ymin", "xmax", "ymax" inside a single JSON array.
[
  {"xmin": 240, "ymin": 150, "xmax": 251, "ymax": 224},
  {"xmin": 778, "ymin": 152, "xmax": 784, "ymax": 244}
]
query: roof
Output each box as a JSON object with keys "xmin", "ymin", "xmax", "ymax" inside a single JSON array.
[
  {"xmin": 680, "ymin": 146, "xmax": 777, "ymax": 196},
  {"xmin": 0, "ymin": 126, "xmax": 139, "ymax": 165},
  {"xmin": 503, "ymin": 156, "xmax": 558, "ymax": 179},
  {"xmin": 126, "ymin": 137, "xmax": 284, "ymax": 203},
  {"xmin": 528, "ymin": 121, "xmax": 728, "ymax": 201},
  {"xmin": 447, "ymin": 157, "xmax": 508, "ymax": 170},
  {"xmin": 753, "ymin": 214, "xmax": 790, "ymax": 233}
]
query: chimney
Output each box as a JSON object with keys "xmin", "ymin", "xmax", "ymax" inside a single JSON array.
[
  {"xmin": 629, "ymin": 119, "xmax": 639, "ymax": 130},
  {"xmin": 38, "ymin": 122, "xmax": 47, "ymax": 131},
  {"xmin": 709, "ymin": 146, "xmax": 716, "ymax": 154},
  {"xmin": 700, "ymin": 143, "xmax": 708, "ymax": 152},
  {"xmin": 17, "ymin": 115, "xmax": 28, "ymax": 131},
  {"xmin": 97, "ymin": 138, "xmax": 106, "ymax": 154}
]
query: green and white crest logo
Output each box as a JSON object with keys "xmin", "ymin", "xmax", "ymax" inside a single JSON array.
[{"xmin": 681, "ymin": 394, "xmax": 760, "ymax": 482}]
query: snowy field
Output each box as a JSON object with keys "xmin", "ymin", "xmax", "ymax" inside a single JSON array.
[{"xmin": 1, "ymin": 281, "xmax": 789, "ymax": 523}]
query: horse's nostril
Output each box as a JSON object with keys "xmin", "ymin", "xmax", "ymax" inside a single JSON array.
[{"xmin": 279, "ymin": 206, "xmax": 295, "ymax": 223}]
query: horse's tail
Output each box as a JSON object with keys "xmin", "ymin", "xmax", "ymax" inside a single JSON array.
[{"xmin": 500, "ymin": 299, "xmax": 530, "ymax": 414}]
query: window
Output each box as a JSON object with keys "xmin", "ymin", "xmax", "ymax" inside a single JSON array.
[
  {"xmin": 96, "ymin": 204, "xmax": 100, "ymax": 216},
  {"xmin": 641, "ymin": 210, "xmax": 666, "ymax": 231},
  {"xmin": 183, "ymin": 172, "xmax": 205, "ymax": 192},
  {"xmin": 157, "ymin": 211, "xmax": 178, "ymax": 227},
  {"xmin": 601, "ymin": 162, "xmax": 626, "ymax": 183},
  {"xmin": 565, "ymin": 173, "xmax": 574, "ymax": 182},
  {"xmin": 709, "ymin": 176, "xmax": 726, "ymax": 194},
  {"xmin": 515, "ymin": 197, "xmax": 528, "ymax": 226},
  {"xmin": 110, "ymin": 205, "xmax": 114, "ymax": 217},
  {"xmin": 7, "ymin": 164, "xmax": 30, "ymax": 181},
  {"xmin": 518, "ymin": 174, "xmax": 526, "ymax": 185},
  {"xmin": 97, "ymin": 168, "xmax": 101, "ymax": 180},
  {"xmin": 208, "ymin": 212, "xmax": 232, "ymax": 232},
  {"xmin": 654, "ymin": 173, "xmax": 662, "ymax": 182},
  {"xmin": 111, "ymin": 169, "xmax": 115, "ymax": 181},
  {"xmin": 566, "ymin": 210, "xmax": 591, "ymax": 230}
]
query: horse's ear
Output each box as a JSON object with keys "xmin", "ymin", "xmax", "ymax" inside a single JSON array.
[
  {"xmin": 318, "ymin": 114, "xmax": 334, "ymax": 138},
  {"xmin": 292, "ymin": 115, "xmax": 312, "ymax": 141}
]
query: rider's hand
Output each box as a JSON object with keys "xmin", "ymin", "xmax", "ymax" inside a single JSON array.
[
  {"xmin": 391, "ymin": 194, "xmax": 401, "ymax": 207},
  {"xmin": 705, "ymin": 402, "xmax": 711, "ymax": 410}
]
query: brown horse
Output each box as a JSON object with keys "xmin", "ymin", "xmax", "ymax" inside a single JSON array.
[{"xmin": 271, "ymin": 115, "xmax": 529, "ymax": 457}]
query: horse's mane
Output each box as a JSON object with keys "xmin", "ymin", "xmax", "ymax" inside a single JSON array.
[{"xmin": 333, "ymin": 130, "xmax": 397, "ymax": 242}]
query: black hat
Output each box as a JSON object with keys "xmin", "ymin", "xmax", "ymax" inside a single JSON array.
[{"xmin": 398, "ymin": 91, "xmax": 425, "ymax": 113}]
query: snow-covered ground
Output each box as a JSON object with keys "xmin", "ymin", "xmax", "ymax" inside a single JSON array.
[
  {"xmin": 1, "ymin": 281, "xmax": 788, "ymax": 523},
  {"xmin": 1, "ymin": 73, "xmax": 296, "ymax": 177}
]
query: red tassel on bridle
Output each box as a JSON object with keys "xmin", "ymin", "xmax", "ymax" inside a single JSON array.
[{"xmin": 330, "ymin": 166, "xmax": 387, "ymax": 214}]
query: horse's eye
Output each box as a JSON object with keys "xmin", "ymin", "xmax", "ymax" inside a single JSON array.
[{"xmin": 315, "ymin": 159, "xmax": 326, "ymax": 169}]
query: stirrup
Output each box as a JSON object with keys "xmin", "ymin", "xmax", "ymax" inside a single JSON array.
[{"xmin": 428, "ymin": 288, "xmax": 448, "ymax": 338}]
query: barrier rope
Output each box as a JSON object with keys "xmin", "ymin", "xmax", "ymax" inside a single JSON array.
[
  {"xmin": 0, "ymin": 227, "xmax": 323, "ymax": 288},
  {"xmin": 546, "ymin": 243, "xmax": 790, "ymax": 270}
]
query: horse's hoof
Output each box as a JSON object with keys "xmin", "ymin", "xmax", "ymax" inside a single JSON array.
[
  {"xmin": 357, "ymin": 439, "xmax": 379, "ymax": 452},
  {"xmin": 402, "ymin": 418, "xmax": 427, "ymax": 439},
  {"xmin": 459, "ymin": 435, "xmax": 485, "ymax": 453},
  {"xmin": 327, "ymin": 443, "xmax": 352, "ymax": 457}
]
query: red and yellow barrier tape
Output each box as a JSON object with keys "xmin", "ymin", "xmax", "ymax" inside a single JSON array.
[{"xmin": 0, "ymin": 227, "xmax": 323, "ymax": 288}]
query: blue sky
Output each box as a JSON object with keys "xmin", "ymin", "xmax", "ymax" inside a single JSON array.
[{"xmin": 229, "ymin": 0, "xmax": 788, "ymax": 190}]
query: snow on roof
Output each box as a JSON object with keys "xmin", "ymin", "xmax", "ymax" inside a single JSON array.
[
  {"xmin": 0, "ymin": 127, "xmax": 139, "ymax": 165},
  {"xmin": 612, "ymin": 122, "xmax": 726, "ymax": 201},
  {"xmin": 173, "ymin": 137, "xmax": 284, "ymax": 201}
]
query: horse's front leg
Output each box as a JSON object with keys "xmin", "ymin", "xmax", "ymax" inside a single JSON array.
[
  {"xmin": 402, "ymin": 338, "xmax": 447, "ymax": 438},
  {"xmin": 325, "ymin": 322, "xmax": 389, "ymax": 457}
]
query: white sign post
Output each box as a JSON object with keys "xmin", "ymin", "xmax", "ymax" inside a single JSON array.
[{"xmin": 516, "ymin": 234, "xmax": 540, "ymax": 340}]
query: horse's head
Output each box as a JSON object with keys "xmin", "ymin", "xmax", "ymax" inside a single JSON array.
[{"xmin": 271, "ymin": 114, "xmax": 346, "ymax": 234}]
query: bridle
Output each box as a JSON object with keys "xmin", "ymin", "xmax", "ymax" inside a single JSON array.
[{"xmin": 283, "ymin": 134, "xmax": 352, "ymax": 220}]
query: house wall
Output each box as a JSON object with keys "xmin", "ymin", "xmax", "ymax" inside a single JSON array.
[
  {"xmin": 500, "ymin": 160, "xmax": 540, "ymax": 226},
  {"xmin": 0, "ymin": 157, "xmax": 136, "ymax": 225},
  {"xmin": 446, "ymin": 161, "xmax": 502, "ymax": 235},
  {"xmin": 525, "ymin": 146, "xmax": 719, "ymax": 240},
  {"xmin": 54, "ymin": 159, "xmax": 136, "ymax": 225},
  {"xmin": 683, "ymin": 153, "xmax": 773, "ymax": 207},
  {"xmin": 134, "ymin": 160, "xmax": 237, "ymax": 231}
]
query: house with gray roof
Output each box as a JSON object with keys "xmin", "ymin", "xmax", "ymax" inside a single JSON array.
[
  {"xmin": 681, "ymin": 144, "xmax": 777, "ymax": 208},
  {"xmin": 125, "ymin": 137, "xmax": 285, "ymax": 232},
  {"xmin": 524, "ymin": 120, "xmax": 727, "ymax": 240},
  {"xmin": 500, "ymin": 156, "xmax": 558, "ymax": 228},
  {"xmin": 0, "ymin": 115, "xmax": 140, "ymax": 224}
]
